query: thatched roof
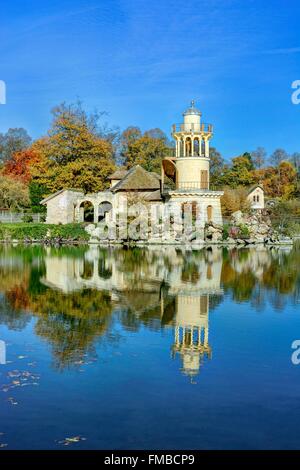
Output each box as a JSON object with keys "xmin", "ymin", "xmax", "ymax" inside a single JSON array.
[
  {"xmin": 144, "ymin": 190, "xmax": 163, "ymax": 201},
  {"xmin": 111, "ymin": 165, "xmax": 161, "ymax": 192},
  {"xmin": 108, "ymin": 169, "xmax": 128, "ymax": 180}
]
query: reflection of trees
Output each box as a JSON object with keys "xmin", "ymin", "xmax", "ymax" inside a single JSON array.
[
  {"xmin": 221, "ymin": 246, "xmax": 300, "ymax": 310},
  {"xmin": 30, "ymin": 288, "xmax": 114, "ymax": 370},
  {"xmin": 0, "ymin": 243, "xmax": 300, "ymax": 371},
  {"xmin": 0, "ymin": 293, "xmax": 31, "ymax": 330}
]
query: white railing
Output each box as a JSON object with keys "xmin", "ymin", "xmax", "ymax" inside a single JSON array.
[{"xmin": 0, "ymin": 211, "xmax": 44, "ymax": 223}]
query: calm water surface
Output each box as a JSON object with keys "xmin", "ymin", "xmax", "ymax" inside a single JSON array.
[{"xmin": 0, "ymin": 243, "xmax": 300, "ymax": 450}]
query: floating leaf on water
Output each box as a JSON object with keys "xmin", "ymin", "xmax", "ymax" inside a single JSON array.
[
  {"xmin": 57, "ymin": 436, "xmax": 87, "ymax": 446},
  {"xmin": 7, "ymin": 397, "xmax": 18, "ymax": 406}
]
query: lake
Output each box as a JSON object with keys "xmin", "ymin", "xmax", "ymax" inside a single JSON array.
[{"xmin": 0, "ymin": 243, "xmax": 300, "ymax": 450}]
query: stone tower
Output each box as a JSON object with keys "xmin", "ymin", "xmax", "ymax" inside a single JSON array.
[
  {"xmin": 162, "ymin": 101, "xmax": 223, "ymax": 233},
  {"xmin": 171, "ymin": 100, "xmax": 213, "ymax": 190}
]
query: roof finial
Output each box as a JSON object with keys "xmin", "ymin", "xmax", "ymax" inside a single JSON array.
[{"xmin": 191, "ymin": 99, "xmax": 195, "ymax": 108}]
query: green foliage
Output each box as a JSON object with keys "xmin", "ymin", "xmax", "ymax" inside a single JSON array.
[
  {"xmin": 0, "ymin": 223, "xmax": 48, "ymax": 240},
  {"xmin": 239, "ymin": 224, "xmax": 250, "ymax": 238},
  {"xmin": 22, "ymin": 214, "xmax": 34, "ymax": 223},
  {"xmin": 270, "ymin": 200, "xmax": 300, "ymax": 236},
  {"xmin": 218, "ymin": 153, "xmax": 255, "ymax": 188},
  {"xmin": 49, "ymin": 223, "xmax": 89, "ymax": 241},
  {"xmin": 209, "ymin": 147, "xmax": 225, "ymax": 184},
  {"xmin": 29, "ymin": 182, "xmax": 47, "ymax": 212},
  {"xmin": 222, "ymin": 224, "xmax": 229, "ymax": 240},
  {"xmin": 0, "ymin": 223, "xmax": 89, "ymax": 241}
]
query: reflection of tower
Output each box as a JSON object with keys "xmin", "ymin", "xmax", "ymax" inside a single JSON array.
[{"xmin": 171, "ymin": 294, "xmax": 211, "ymax": 380}]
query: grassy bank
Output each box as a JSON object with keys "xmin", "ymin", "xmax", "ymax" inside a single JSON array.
[{"xmin": 0, "ymin": 223, "xmax": 89, "ymax": 242}]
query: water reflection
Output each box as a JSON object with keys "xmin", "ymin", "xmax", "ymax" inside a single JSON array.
[{"xmin": 0, "ymin": 243, "xmax": 299, "ymax": 377}]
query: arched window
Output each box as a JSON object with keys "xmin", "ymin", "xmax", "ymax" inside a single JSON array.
[
  {"xmin": 185, "ymin": 137, "xmax": 192, "ymax": 156},
  {"xmin": 79, "ymin": 201, "xmax": 94, "ymax": 222},
  {"xmin": 194, "ymin": 138, "xmax": 200, "ymax": 156},
  {"xmin": 98, "ymin": 201, "xmax": 113, "ymax": 222}
]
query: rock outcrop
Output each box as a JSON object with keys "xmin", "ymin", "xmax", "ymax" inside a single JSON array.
[
  {"xmin": 84, "ymin": 210, "xmax": 293, "ymax": 245},
  {"xmin": 224, "ymin": 210, "xmax": 292, "ymax": 245}
]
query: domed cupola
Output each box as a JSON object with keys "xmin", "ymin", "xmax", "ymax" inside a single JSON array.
[{"xmin": 183, "ymin": 100, "xmax": 202, "ymax": 117}]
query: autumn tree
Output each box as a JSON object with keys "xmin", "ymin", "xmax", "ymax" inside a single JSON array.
[
  {"xmin": 0, "ymin": 175, "xmax": 30, "ymax": 209},
  {"xmin": 221, "ymin": 186, "xmax": 250, "ymax": 216},
  {"xmin": 30, "ymin": 102, "xmax": 116, "ymax": 198},
  {"xmin": 3, "ymin": 148, "xmax": 41, "ymax": 183},
  {"xmin": 121, "ymin": 127, "xmax": 172, "ymax": 173},
  {"xmin": 253, "ymin": 161, "xmax": 297, "ymax": 199}
]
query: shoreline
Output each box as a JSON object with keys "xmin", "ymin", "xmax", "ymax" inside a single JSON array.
[{"xmin": 0, "ymin": 238, "xmax": 294, "ymax": 247}]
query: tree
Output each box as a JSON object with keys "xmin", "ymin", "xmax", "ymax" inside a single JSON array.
[
  {"xmin": 0, "ymin": 175, "xmax": 30, "ymax": 209},
  {"xmin": 123, "ymin": 131, "xmax": 171, "ymax": 173},
  {"xmin": 52, "ymin": 156, "xmax": 116, "ymax": 193},
  {"xmin": 209, "ymin": 147, "xmax": 224, "ymax": 184},
  {"xmin": 290, "ymin": 152, "xmax": 300, "ymax": 173},
  {"xmin": 29, "ymin": 182, "xmax": 48, "ymax": 213},
  {"xmin": 269, "ymin": 148, "xmax": 289, "ymax": 166},
  {"xmin": 251, "ymin": 147, "xmax": 267, "ymax": 169},
  {"xmin": 45, "ymin": 102, "xmax": 114, "ymax": 166},
  {"xmin": 218, "ymin": 153, "xmax": 254, "ymax": 188},
  {"xmin": 29, "ymin": 103, "xmax": 116, "ymax": 196},
  {"xmin": 120, "ymin": 126, "xmax": 142, "ymax": 164},
  {"xmin": 254, "ymin": 161, "xmax": 297, "ymax": 199},
  {"xmin": 3, "ymin": 148, "xmax": 41, "ymax": 183},
  {"xmin": 221, "ymin": 187, "xmax": 250, "ymax": 216},
  {"xmin": 0, "ymin": 128, "xmax": 31, "ymax": 163}
]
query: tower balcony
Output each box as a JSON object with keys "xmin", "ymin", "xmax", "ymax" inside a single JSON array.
[{"xmin": 172, "ymin": 122, "xmax": 213, "ymax": 135}]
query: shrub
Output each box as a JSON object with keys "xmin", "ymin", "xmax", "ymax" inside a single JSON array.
[
  {"xmin": 222, "ymin": 224, "xmax": 229, "ymax": 240},
  {"xmin": 221, "ymin": 187, "xmax": 251, "ymax": 216},
  {"xmin": 22, "ymin": 214, "xmax": 34, "ymax": 223},
  {"xmin": 239, "ymin": 224, "xmax": 250, "ymax": 239}
]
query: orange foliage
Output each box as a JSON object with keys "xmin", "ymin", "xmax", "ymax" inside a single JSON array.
[{"xmin": 3, "ymin": 148, "xmax": 41, "ymax": 183}]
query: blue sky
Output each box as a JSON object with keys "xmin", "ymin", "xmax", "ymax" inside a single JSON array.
[{"xmin": 0, "ymin": 0, "xmax": 299, "ymax": 159}]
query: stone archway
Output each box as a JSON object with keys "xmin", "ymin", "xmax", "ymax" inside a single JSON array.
[
  {"xmin": 98, "ymin": 201, "xmax": 113, "ymax": 223},
  {"xmin": 78, "ymin": 200, "xmax": 95, "ymax": 223}
]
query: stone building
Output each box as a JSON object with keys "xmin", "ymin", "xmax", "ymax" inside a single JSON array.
[
  {"xmin": 247, "ymin": 185, "xmax": 265, "ymax": 210},
  {"xmin": 41, "ymin": 102, "xmax": 223, "ymax": 240}
]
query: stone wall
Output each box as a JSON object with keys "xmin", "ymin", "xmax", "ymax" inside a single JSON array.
[{"xmin": 45, "ymin": 190, "xmax": 83, "ymax": 225}]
